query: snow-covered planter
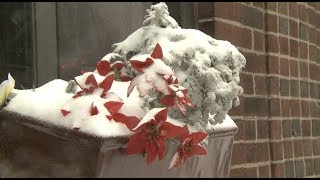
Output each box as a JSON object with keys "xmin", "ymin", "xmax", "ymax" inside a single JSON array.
[{"xmin": 0, "ymin": 2, "xmax": 245, "ymax": 177}]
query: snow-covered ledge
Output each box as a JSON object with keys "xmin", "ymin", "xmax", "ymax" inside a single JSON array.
[{"xmin": 0, "ymin": 2, "xmax": 245, "ymax": 177}]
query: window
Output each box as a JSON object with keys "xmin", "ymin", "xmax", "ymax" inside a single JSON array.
[{"xmin": 0, "ymin": 2, "xmax": 196, "ymax": 88}]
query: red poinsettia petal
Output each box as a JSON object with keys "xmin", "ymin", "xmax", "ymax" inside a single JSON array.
[
  {"xmin": 190, "ymin": 132, "xmax": 208, "ymax": 145},
  {"xmin": 126, "ymin": 132, "xmax": 146, "ymax": 155},
  {"xmin": 168, "ymin": 150, "xmax": 185, "ymax": 170},
  {"xmin": 96, "ymin": 60, "xmax": 111, "ymax": 76},
  {"xmin": 146, "ymin": 141, "xmax": 158, "ymax": 164},
  {"xmin": 151, "ymin": 43, "xmax": 163, "ymax": 59},
  {"xmin": 104, "ymin": 101, "xmax": 124, "ymax": 115},
  {"xmin": 159, "ymin": 95, "xmax": 175, "ymax": 106},
  {"xmin": 179, "ymin": 125, "xmax": 190, "ymax": 143},
  {"xmin": 145, "ymin": 57, "xmax": 154, "ymax": 67},
  {"xmin": 85, "ymin": 74, "xmax": 98, "ymax": 88},
  {"xmin": 99, "ymin": 73, "xmax": 114, "ymax": 92},
  {"xmin": 72, "ymin": 91, "xmax": 83, "ymax": 99},
  {"xmin": 90, "ymin": 102, "xmax": 99, "ymax": 116},
  {"xmin": 154, "ymin": 108, "xmax": 168, "ymax": 123},
  {"xmin": 157, "ymin": 139, "xmax": 166, "ymax": 161},
  {"xmin": 112, "ymin": 113, "xmax": 140, "ymax": 131},
  {"xmin": 181, "ymin": 88, "xmax": 188, "ymax": 95},
  {"xmin": 120, "ymin": 75, "xmax": 134, "ymax": 82},
  {"xmin": 111, "ymin": 61, "xmax": 125, "ymax": 71},
  {"xmin": 61, "ymin": 109, "xmax": 71, "ymax": 117},
  {"xmin": 161, "ymin": 122, "xmax": 184, "ymax": 139},
  {"xmin": 189, "ymin": 145, "xmax": 207, "ymax": 156},
  {"xmin": 130, "ymin": 60, "xmax": 146, "ymax": 72}
]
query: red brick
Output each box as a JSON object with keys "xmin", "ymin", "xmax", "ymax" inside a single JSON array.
[
  {"xmin": 308, "ymin": 8, "xmax": 317, "ymax": 27},
  {"xmin": 234, "ymin": 119, "xmax": 245, "ymax": 141},
  {"xmin": 214, "ymin": 20, "xmax": 252, "ymax": 49},
  {"xmin": 289, "ymin": 39, "xmax": 299, "ymax": 58},
  {"xmin": 253, "ymin": 2, "xmax": 264, "ymax": 9},
  {"xmin": 299, "ymin": 42, "xmax": 308, "ymax": 59},
  {"xmin": 254, "ymin": 75, "xmax": 267, "ymax": 95},
  {"xmin": 266, "ymin": 34, "xmax": 279, "ymax": 53},
  {"xmin": 230, "ymin": 167, "xmax": 257, "ymax": 178},
  {"xmin": 316, "ymin": 30, "xmax": 320, "ymax": 47},
  {"xmin": 300, "ymin": 62, "xmax": 309, "ymax": 78},
  {"xmin": 214, "ymin": 2, "xmax": 263, "ymax": 29},
  {"xmin": 309, "ymin": 63, "xmax": 320, "ymax": 81},
  {"xmin": 244, "ymin": 97, "xmax": 268, "ymax": 117},
  {"xmin": 289, "ymin": 3, "xmax": 298, "ymax": 18},
  {"xmin": 290, "ymin": 60, "xmax": 299, "ymax": 77},
  {"xmin": 270, "ymin": 98, "xmax": 281, "ymax": 117},
  {"xmin": 231, "ymin": 143, "xmax": 246, "ymax": 165},
  {"xmin": 290, "ymin": 99, "xmax": 301, "ymax": 117},
  {"xmin": 279, "ymin": 37, "xmax": 289, "ymax": 55},
  {"xmin": 309, "ymin": 27, "xmax": 316, "ymax": 44},
  {"xmin": 301, "ymin": 100, "xmax": 310, "ymax": 117},
  {"xmin": 254, "ymin": 31, "xmax": 264, "ymax": 52},
  {"xmin": 197, "ymin": 2, "xmax": 214, "ymax": 19},
  {"xmin": 246, "ymin": 142, "xmax": 270, "ymax": 163},
  {"xmin": 270, "ymin": 142, "xmax": 284, "ymax": 161},
  {"xmin": 271, "ymin": 162, "xmax": 285, "ymax": 178},
  {"xmin": 280, "ymin": 58, "xmax": 290, "ymax": 76},
  {"xmin": 302, "ymin": 120, "xmax": 311, "ymax": 136},
  {"xmin": 268, "ymin": 76, "xmax": 279, "ymax": 95},
  {"xmin": 282, "ymin": 119, "xmax": 292, "ymax": 138},
  {"xmin": 303, "ymin": 139, "xmax": 313, "ymax": 156},
  {"xmin": 245, "ymin": 120, "xmax": 256, "ymax": 140},
  {"xmin": 240, "ymin": 73, "xmax": 254, "ymax": 95},
  {"xmin": 283, "ymin": 140, "xmax": 294, "ymax": 158},
  {"xmin": 281, "ymin": 99, "xmax": 291, "ymax": 117},
  {"xmin": 294, "ymin": 139, "xmax": 303, "ymax": 157},
  {"xmin": 259, "ymin": 165, "xmax": 271, "ymax": 178},
  {"xmin": 257, "ymin": 120, "xmax": 269, "ymax": 139},
  {"xmin": 242, "ymin": 52, "xmax": 266, "ymax": 73},
  {"xmin": 267, "ymin": 56, "xmax": 279, "ymax": 74},
  {"xmin": 313, "ymin": 139, "xmax": 320, "ymax": 155},
  {"xmin": 309, "ymin": 44, "xmax": 318, "ymax": 62},
  {"xmin": 266, "ymin": 13, "xmax": 278, "ymax": 33},
  {"xmin": 289, "ymin": 20, "xmax": 298, "ymax": 38},
  {"xmin": 299, "ymin": 4, "xmax": 308, "ymax": 22},
  {"xmin": 278, "ymin": 2, "xmax": 288, "ymax": 15},
  {"xmin": 266, "ymin": 2, "xmax": 277, "ymax": 12},
  {"xmin": 270, "ymin": 120, "xmax": 282, "ymax": 139}
]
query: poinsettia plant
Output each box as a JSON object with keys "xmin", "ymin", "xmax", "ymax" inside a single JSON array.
[{"xmin": 60, "ymin": 43, "xmax": 208, "ymax": 169}]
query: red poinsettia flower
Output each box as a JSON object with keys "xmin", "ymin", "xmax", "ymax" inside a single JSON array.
[
  {"xmin": 168, "ymin": 125, "xmax": 208, "ymax": 170},
  {"xmin": 73, "ymin": 72, "xmax": 115, "ymax": 99},
  {"xmin": 160, "ymin": 84, "xmax": 195, "ymax": 115},
  {"xmin": 112, "ymin": 113, "xmax": 140, "ymax": 131},
  {"xmin": 126, "ymin": 108, "xmax": 184, "ymax": 164},
  {"xmin": 130, "ymin": 43, "xmax": 163, "ymax": 73}
]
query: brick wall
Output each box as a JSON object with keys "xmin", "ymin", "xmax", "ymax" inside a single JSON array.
[{"xmin": 197, "ymin": 2, "xmax": 320, "ymax": 178}]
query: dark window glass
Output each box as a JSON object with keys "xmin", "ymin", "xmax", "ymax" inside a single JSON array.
[{"xmin": 0, "ymin": 2, "xmax": 33, "ymax": 89}]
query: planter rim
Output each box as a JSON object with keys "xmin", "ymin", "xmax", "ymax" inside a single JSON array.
[{"xmin": 0, "ymin": 109, "xmax": 238, "ymax": 146}]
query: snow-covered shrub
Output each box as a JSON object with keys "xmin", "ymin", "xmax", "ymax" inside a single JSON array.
[{"xmin": 97, "ymin": 2, "xmax": 246, "ymax": 129}]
